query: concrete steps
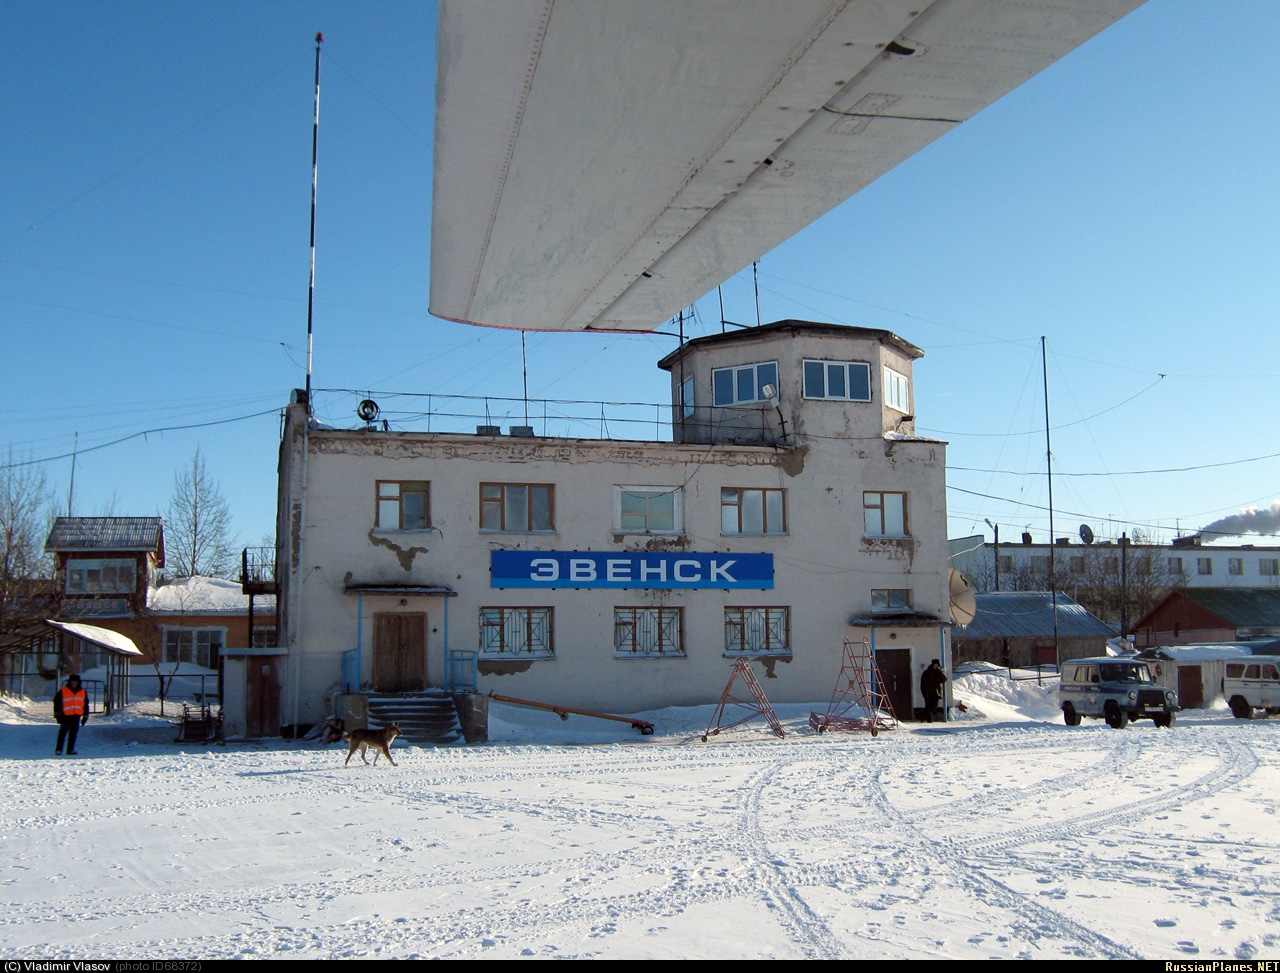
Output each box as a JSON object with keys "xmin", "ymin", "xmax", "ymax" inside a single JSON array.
[{"xmin": 366, "ymin": 691, "xmax": 465, "ymax": 746}]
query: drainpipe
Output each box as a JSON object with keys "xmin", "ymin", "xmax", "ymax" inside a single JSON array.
[{"xmin": 443, "ymin": 594, "xmax": 451, "ymax": 689}]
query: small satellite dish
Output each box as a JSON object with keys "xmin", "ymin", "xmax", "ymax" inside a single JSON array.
[
  {"xmin": 949, "ymin": 568, "xmax": 977, "ymax": 626},
  {"xmin": 1079, "ymin": 523, "xmax": 1095, "ymax": 545},
  {"xmin": 761, "ymin": 382, "xmax": 779, "ymax": 403},
  {"xmin": 357, "ymin": 399, "xmax": 380, "ymax": 423}
]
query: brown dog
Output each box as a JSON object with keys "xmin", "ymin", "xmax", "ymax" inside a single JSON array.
[{"xmin": 343, "ymin": 723, "xmax": 401, "ymax": 767}]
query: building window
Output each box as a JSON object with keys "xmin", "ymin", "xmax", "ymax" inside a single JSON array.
[
  {"xmin": 376, "ymin": 480, "xmax": 429, "ymax": 530},
  {"xmin": 1169, "ymin": 557, "xmax": 1184, "ymax": 575},
  {"xmin": 678, "ymin": 376, "xmax": 695, "ymax": 419},
  {"xmin": 883, "ymin": 367, "xmax": 910, "ymax": 413},
  {"xmin": 712, "ymin": 361, "xmax": 778, "ymax": 406},
  {"xmin": 480, "ymin": 483, "xmax": 554, "ymax": 532},
  {"xmin": 250, "ymin": 627, "xmax": 278, "ymax": 649},
  {"xmin": 1104, "ymin": 557, "xmax": 1119, "ymax": 575},
  {"xmin": 1030, "ymin": 556, "xmax": 1051, "ymax": 574},
  {"xmin": 614, "ymin": 607, "xmax": 684, "ymax": 658},
  {"xmin": 721, "ymin": 488, "xmax": 786, "ymax": 535},
  {"xmin": 1228, "ymin": 557, "xmax": 1244, "ymax": 576},
  {"xmin": 803, "ymin": 360, "xmax": 870, "ymax": 402},
  {"xmin": 724, "ymin": 607, "xmax": 790, "ymax": 657},
  {"xmin": 872, "ymin": 589, "xmax": 912, "ymax": 612},
  {"xmin": 998, "ymin": 555, "xmax": 1014, "ymax": 573},
  {"xmin": 1197, "ymin": 557, "xmax": 1213, "ymax": 576},
  {"xmin": 65, "ymin": 558, "xmax": 136, "ymax": 595},
  {"xmin": 864, "ymin": 491, "xmax": 907, "ymax": 537},
  {"xmin": 1068, "ymin": 556, "xmax": 1085, "ymax": 575},
  {"xmin": 479, "ymin": 608, "xmax": 553, "ymax": 659},
  {"xmin": 163, "ymin": 627, "xmax": 225, "ymax": 670},
  {"xmin": 615, "ymin": 486, "xmax": 682, "ymax": 534},
  {"xmin": 1133, "ymin": 556, "xmax": 1151, "ymax": 576},
  {"xmin": 1261, "ymin": 559, "xmax": 1279, "ymax": 576}
]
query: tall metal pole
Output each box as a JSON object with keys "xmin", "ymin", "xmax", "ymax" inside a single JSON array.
[
  {"xmin": 305, "ymin": 33, "xmax": 323, "ymax": 413},
  {"xmin": 1042, "ymin": 336, "xmax": 1059, "ymax": 665},
  {"xmin": 752, "ymin": 261, "xmax": 761, "ymax": 327},
  {"xmin": 67, "ymin": 431, "xmax": 77, "ymax": 516}
]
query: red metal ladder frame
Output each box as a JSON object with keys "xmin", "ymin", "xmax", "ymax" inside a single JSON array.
[
  {"xmin": 702, "ymin": 658, "xmax": 786, "ymax": 741},
  {"xmin": 809, "ymin": 637, "xmax": 898, "ymax": 736}
]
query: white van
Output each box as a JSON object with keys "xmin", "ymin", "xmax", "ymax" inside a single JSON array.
[{"xmin": 1222, "ymin": 656, "xmax": 1280, "ymax": 719}]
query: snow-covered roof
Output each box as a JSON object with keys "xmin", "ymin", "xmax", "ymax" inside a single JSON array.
[
  {"xmin": 1137, "ymin": 642, "xmax": 1276, "ymax": 662},
  {"xmin": 46, "ymin": 619, "xmax": 142, "ymax": 656},
  {"xmin": 147, "ymin": 576, "xmax": 275, "ymax": 615}
]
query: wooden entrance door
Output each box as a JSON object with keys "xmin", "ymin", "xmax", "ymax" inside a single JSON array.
[
  {"xmin": 875, "ymin": 648, "xmax": 913, "ymax": 721},
  {"xmin": 373, "ymin": 612, "xmax": 427, "ymax": 693},
  {"xmin": 246, "ymin": 656, "xmax": 281, "ymax": 737},
  {"xmin": 1178, "ymin": 665, "xmax": 1203, "ymax": 709}
]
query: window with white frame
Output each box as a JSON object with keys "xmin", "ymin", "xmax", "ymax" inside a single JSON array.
[
  {"xmin": 376, "ymin": 480, "xmax": 429, "ymax": 530},
  {"xmin": 479, "ymin": 607, "xmax": 553, "ymax": 659},
  {"xmin": 615, "ymin": 486, "xmax": 682, "ymax": 534},
  {"xmin": 1229, "ymin": 557, "xmax": 1244, "ymax": 576},
  {"xmin": 724, "ymin": 607, "xmax": 790, "ymax": 657},
  {"xmin": 883, "ymin": 366, "xmax": 910, "ymax": 413},
  {"xmin": 65, "ymin": 558, "xmax": 136, "ymax": 595},
  {"xmin": 1261, "ymin": 558, "xmax": 1279, "ymax": 576},
  {"xmin": 721, "ymin": 487, "xmax": 786, "ymax": 535},
  {"xmin": 864, "ymin": 491, "xmax": 907, "ymax": 537},
  {"xmin": 871, "ymin": 589, "xmax": 912, "ymax": 612},
  {"xmin": 1197, "ymin": 557, "xmax": 1213, "ymax": 576},
  {"xmin": 712, "ymin": 361, "xmax": 778, "ymax": 406},
  {"xmin": 163, "ymin": 627, "xmax": 225, "ymax": 669},
  {"xmin": 803, "ymin": 360, "xmax": 871, "ymax": 402},
  {"xmin": 614, "ymin": 607, "xmax": 684, "ymax": 658},
  {"xmin": 480, "ymin": 483, "xmax": 554, "ymax": 532}
]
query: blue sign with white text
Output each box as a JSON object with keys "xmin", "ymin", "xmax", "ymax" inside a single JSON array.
[{"xmin": 490, "ymin": 551, "xmax": 773, "ymax": 589}]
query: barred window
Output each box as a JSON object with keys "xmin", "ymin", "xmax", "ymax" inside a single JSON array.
[
  {"xmin": 614, "ymin": 607, "xmax": 684, "ymax": 658},
  {"xmin": 479, "ymin": 607, "xmax": 553, "ymax": 659},
  {"xmin": 723, "ymin": 607, "xmax": 790, "ymax": 657}
]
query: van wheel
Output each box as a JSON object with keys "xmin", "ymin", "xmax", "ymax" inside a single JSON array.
[
  {"xmin": 1153, "ymin": 712, "xmax": 1174, "ymax": 728},
  {"xmin": 1230, "ymin": 696, "xmax": 1252, "ymax": 720},
  {"xmin": 1104, "ymin": 701, "xmax": 1128, "ymax": 729},
  {"xmin": 1062, "ymin": 702, "xmax": 1081, "ymax": 726}
]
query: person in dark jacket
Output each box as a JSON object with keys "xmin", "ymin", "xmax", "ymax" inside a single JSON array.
[
  {"xmin": 54, "ymin": 673, "xmax": 89, "ymax": 755},
  {"xmin": 920, "ymin": 659, "xmax": 947, "ymax": 723}
]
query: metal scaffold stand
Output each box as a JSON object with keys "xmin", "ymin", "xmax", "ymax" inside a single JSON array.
[
  {"xmin": 809, "ymin": 637, "xmax": 898, "ymax": 736},
  {"xmin": 702, "ymin": 658, "xmax": 786, "ymax": 742}
]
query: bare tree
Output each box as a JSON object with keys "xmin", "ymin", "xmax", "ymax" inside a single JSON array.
[
  {"xmin": 0, "ymin": 451, "xmax": 55, "ymax": 636},
  {"xmin": 166, "ymin": 447, "xmax": 235, "ymax": 578}
]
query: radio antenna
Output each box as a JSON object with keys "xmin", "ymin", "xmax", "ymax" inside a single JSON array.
[{"xmin": 305, "ymin": 32, "xmax": 323, "ymax": 413}]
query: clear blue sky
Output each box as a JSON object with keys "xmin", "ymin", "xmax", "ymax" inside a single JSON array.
[{"xmin": 3, "ymin": 0, "xmax": 1278, "ymax": 557}]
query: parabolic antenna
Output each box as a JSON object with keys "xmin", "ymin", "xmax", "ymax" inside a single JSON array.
[
  {"xmin": 949, "ymin": 568, "xmax": 977, "ymax": 626},
  {"xmin": 1079, "ymin": 523, "xmax": 1095, "ymax": 545}
]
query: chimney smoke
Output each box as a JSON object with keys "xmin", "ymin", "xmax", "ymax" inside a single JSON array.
[{"xmin": 1200, "ymin": 500, "xmax": 1280, "ymax": 540}]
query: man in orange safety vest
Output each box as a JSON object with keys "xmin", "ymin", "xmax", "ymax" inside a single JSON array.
[{"xmin": 54, "ymin": 673, "xmax": 89, "ymax": 755}]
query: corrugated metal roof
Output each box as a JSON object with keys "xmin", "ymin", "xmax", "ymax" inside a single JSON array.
[
  {"xmin": 45, "ymin": 517, "xmax": 163, "ymax": 553},
  {"xmin": 953, "ymin": 591, "xmax": 1116, "ymax": 641},
  {"xmin": 1185, "ymin": 588, "xmax": 1280, "ymax": 628}
]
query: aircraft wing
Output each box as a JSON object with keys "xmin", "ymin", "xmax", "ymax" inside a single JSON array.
[{"xmin": 430, "ymin": 0, "xmax": 1144, "ymax": 332}]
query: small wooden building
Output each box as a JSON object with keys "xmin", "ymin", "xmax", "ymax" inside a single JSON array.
[
  {"xmin": 1131, "ymin": 588, "xmax": 1280, "ymax": 648},
  {"xmin": 1134, "ymin": 640, "xmax": 1280, "ymax": 709},
  {"xmin": 952, "ymin": 591, "xmax": 1116, "ymax": 669}
]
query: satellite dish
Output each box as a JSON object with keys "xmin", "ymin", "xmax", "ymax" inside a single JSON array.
[
  {"xmin": 1079, "ymin": 523, "xmax": 1095, "ymax": 545},
  {"xmin": 949, "ymin": 568, "xmax": 977, "ymax": 626},
  {"xmin": 357, "ymin": 399, "xmax": 380, "ymax": 423}
]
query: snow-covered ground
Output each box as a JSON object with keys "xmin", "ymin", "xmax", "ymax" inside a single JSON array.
[{"xmin": 3, "ymin": 671, "xmax": 1279, "ymax": 960}]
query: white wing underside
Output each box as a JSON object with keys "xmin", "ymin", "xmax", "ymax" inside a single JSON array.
[{"xmin": 430, "ymin": 0, "xmax": 1144, "ymax": 333}]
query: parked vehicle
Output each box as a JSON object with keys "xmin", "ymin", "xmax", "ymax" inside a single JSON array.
[
  {"xmin": 1059, "ymin": 657, "xmax": 1178, "ymax": 729},
  {"xmin": 1222, "ymin": 657, "xmax": 1280, "ymax": 719}
]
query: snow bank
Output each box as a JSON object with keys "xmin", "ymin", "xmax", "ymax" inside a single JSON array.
[{"xmin": 953, "ymin": 668, "xmax": 1062, "ymax": 723}]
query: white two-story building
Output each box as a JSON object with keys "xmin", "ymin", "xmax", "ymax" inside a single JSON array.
[{"xmin": 273, "ymin": 321, "xmax": 952, "ymax": 733}]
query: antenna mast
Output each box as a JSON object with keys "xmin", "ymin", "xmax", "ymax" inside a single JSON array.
[
  {"xmin": 305, "ymin": 32, "xmax": 323, "ymax": 413},
  {"xmin": 1042, "ymin": 336, "xmax": 1059, "ymax": 665}
]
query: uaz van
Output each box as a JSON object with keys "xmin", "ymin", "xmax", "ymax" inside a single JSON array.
[
  {"xmin": 1223, "ymin": 656, "xmax": 1280, "ymax": 719},
  {"xmin": 1059, "ymin": 657, "xmax": 1178, "ymax": 729}
]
